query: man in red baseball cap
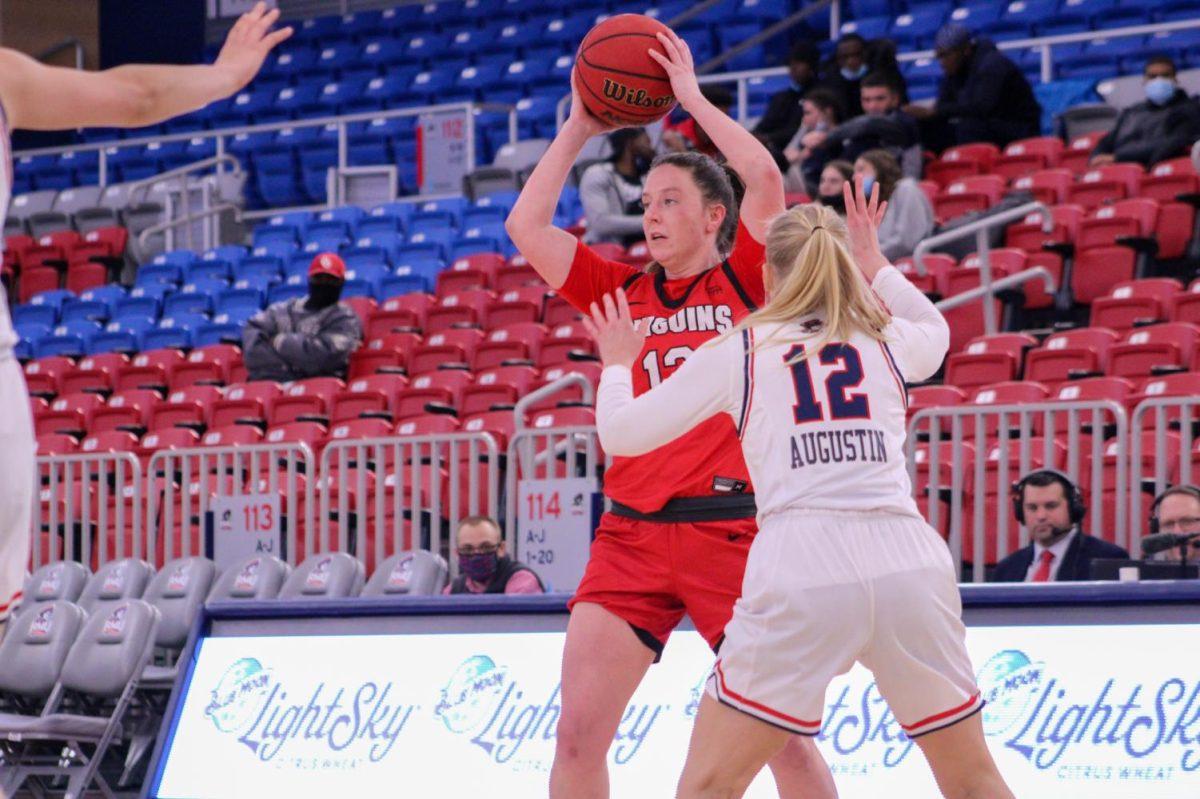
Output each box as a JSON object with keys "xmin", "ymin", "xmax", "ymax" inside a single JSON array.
[{"xmin": 242, "ymin": 251, "xmax": 362, "ymax": 382}]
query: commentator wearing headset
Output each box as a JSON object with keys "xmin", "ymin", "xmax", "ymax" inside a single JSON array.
[
  {"xmin": 991, "ymin": 469, "xmax": 1130, "ymax": 582},
  {"xmin": 1143, "ymin": 484, "xmax": 1200, "ymax": 565}
]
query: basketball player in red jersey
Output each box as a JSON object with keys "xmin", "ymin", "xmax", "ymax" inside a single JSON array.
[{"xmin": 506, "ymin": 32, "xmax": 837, "ymax": 799}]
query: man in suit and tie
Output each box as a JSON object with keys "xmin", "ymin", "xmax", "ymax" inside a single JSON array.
[{"xmin": 991, "ymin": 469, "xmax": 1129, "ymax": 582}]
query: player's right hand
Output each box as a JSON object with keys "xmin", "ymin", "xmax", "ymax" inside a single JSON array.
[
  {"xmin": 843, "ymin": 174, "xmax": 890, "ymax": 282},
  {"xmin": 582, "ymin": 289, "xmax": 648, "ymax": 369},
  {"xmin": 214, "ymin": 2, "xmax": 293, "ymax": 97},
  {"xmin": 566, "ymin": 69, "xmax": 618, "ymax": 139}
]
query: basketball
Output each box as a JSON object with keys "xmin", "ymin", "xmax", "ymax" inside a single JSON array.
[{"xmin": 574, "ymin": 14, "xmax": 677, "ymax": 127}]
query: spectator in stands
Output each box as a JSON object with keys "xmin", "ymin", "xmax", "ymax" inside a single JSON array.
[
  {"xmin": 909, "ymin": 24, "xmax": 1040, "ymax": 148},
  {"xmin": 781, "ymin": 87, "xmax": 844, "ymax": 194},
  {"xmin": 991, "ymin": 470, "xmax": 1129, "ymax": 582},
  {"xmin": 754, "ymin": 40, "xmax": 821, "ymax": 163},
  {"xmin": 1090, "ymin": 56, "xmax": 1200, "ymax": 168},
  {"xmin": 663, "ymin": 84, "xmax": 735, "ymax": 159},
  {"xmin": 579, "ymin": 127, "xmax": 655, "ymax": 247},
  {"xmin": 805, "ymin": 72, "xmax": 923, "ymax": 179},
  {"xmin": 821, "ymin": 33, "xmax": 907, "ymax": 120},
  {"xmin": 814, "ymin": 160, "xmax": 854, "ymax": 213},
  {"xmin": 853, "ymin": 149, "xmax": 934, "ymax": 260},
  {"xmin": 445, "ymin": 515, "xmax": 545, "ymax": 594},
  {"xmin": 1146, "ymin": 485, "xmax": 1200, "ymax": 565},
  {"xmin": 242, "ymin": 252, "xmax": 362, "ymax": 382}
]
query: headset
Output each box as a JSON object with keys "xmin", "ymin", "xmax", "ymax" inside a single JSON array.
[
  {"xmin": 1148, "ymin": 484, "xmax": 1200, "ymax": 534},
  {"xmin": 1010, "ymin": 468, "xmax": 1086, "ymax": 527}
]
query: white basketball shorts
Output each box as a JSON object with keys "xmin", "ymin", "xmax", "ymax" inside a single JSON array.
[
  {"xmin": 706, "ymin": 508, "xmax": 983, "ymax": 738},
  {"xmin": 0, "ymin": 355, "xmax": 34, "ymax": 626}
]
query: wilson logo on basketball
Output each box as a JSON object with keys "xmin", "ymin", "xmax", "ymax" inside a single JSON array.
[{"xmin": 601, "ymin": 79, "xmax": 673, "ymax": 110}]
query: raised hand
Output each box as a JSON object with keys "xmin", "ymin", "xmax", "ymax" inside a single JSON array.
[
  {"xmin": 566, "ymin": 68, "xmax": 617, "ymax": 139},
  {"xmin": 648, "ymin": 31, "xmax": 703, "ymax": 109},
  {"xmin": 842, "ymin": 174, "xmax": 890, "ymax": 282},
  {"xmin": 214, "ymin": 2, "xmax": 294, "ymax": 95},
  {"xmin": 581, "ymin": 289, "xmax": 649, "ymax": 369}
]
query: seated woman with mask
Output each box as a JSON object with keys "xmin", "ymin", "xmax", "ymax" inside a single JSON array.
[
  {"xmin": 854, "ymin": 148, "xmax": 934, "ymax": 261},
  {"xmin": 579, "ymin": 127, "xmax": 657, "ymax": 247}
]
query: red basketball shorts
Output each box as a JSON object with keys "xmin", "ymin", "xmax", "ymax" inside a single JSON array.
[{"xmin": 568, "ymin": 511, "xmax": 757, "ymax": 657}]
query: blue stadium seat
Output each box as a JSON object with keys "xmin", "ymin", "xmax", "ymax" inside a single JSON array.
[
  {"xmin": 139, "ymin": 327, "xmax": 193, "ymax": 352},
  {"xmin": 253, "ymin": 225, "xmax": 300, "ymax": 249},
  {"xmin": 275, "ymin": 84, "xmax": 323, "ymax": 118},
  {"xmin": 314, "ymin": 80, "xmax": 362, "ymax": 115},
  {"xmin": 272, "ymin": 45, "xmax": 319, "ymax": 78},
  {"xmin": 15, "ymin": 322, "xmax": 51, "ymax": 347},
  {"xmin": 284, "ymin": 253, "xmax": 314, "ymax": 281},
  {"xmin": 355, "ymin": 215, "xmax": 405, "ymax": 239},
  {"xmin": 540, "ymin": 15, "xmax": 593, "ymax": 48},
  {"xmin": 455, "ymin": 65, "xmax": 505, "ymax": 101},
  {"xmin": 162, "ymin": 292, "xmax": 213, "ymax": 318},
  {"xmin": 184, "ymin": 137, "xmax": 218, "ymax": 162},
  {"xmin": 398, "ymin": 238, "xmax": 451, "ymax": 262},
  {"xmin": 274, "ymin": 126, "xmax": 322, "ymax": 151},
  {"xmin": 986, "ymin": 0, "xmax": 1058, "ymax": 39},
  {"xmin": 447, "ymin": 26, "xmax": 499, "ymax": 60},
  {"xmin": 340, "ymin": 9, "xmax": 386, "ymax": 38},
  {"xmin": 342, "ymin": 244, "xmax": 394, "ymax": 270},
  {"xmin": 841, "ymin": 15, "xmax": 892, "ymax": 40},
  {"xmin": 59, "ymin": 299, "xmax": 109, "ymax": 325},
  {"xmin": 85, "ymin": 329, "xmax": 139, "ymax": 355},
  {"xmin": 230, "ymin": 273, "xmax": 275, "ymax": 295},
  {"xmin": 462, "ymin": 206, "xmax": 509, "ymax": 229},
  {"xmin": 293, "ymin": 14, "xmax": 344, "ymax": 44},
  {"xmin": 402, "ymin": 32, "xmax": 450, "ymax": 63},
  {"xmin": 306, "ymin": 218, "xmax": 354, "ymax": 242},
  {"xmin": 268, "ymin": 282, "xmax": 308, "ymax": 305},
  {"xmin": 176, "ymin": 279, "xmax": 230, "ymax": 302},
  {"xmin": 203, "ymin": 245, "xmax": 248, "ymax": 265},
  {"xmin": 717, "ymin": 22, "xmax": 767, "ymax": 72},
  {"xmin": 14, "ymin": 304, "xmax": 59, "ymax": 329},
  {"xmin": 135, "ymin": 263, "xmax": 182, "ymax": 288},
  {"xmin": 496, "ymin": 17, "xmax": 551, "ymax": 52},
  {"xmin": 409, "ymin": 210, "xmax": 459, "ymax": 235},
  {"xmin": 125, "ymin": 284, "xmax": 170, "ymax": 305},
  {"xmin": 256, "ymin": 170, "xmax": 306, "ymax": 209},
  {"xmin": 215, "ymin": 288, "xmax": 265, "ymax": 317},
  {"xmin": 368, "ymin": 202, "xmax": 416, "ymax": 230},
  {"xmin": 351, "ymin": 233, "xmax": 405, "ymax": 263},
  {"xmin": 358, "ymin": 37, "xmax": 407, "ymax": 72},
  {"xmin": 514, "ymin": 96, "xmax": 558, "ymax": 139},
  {"xmin": 24, "ymin": 290, "xmax": 73, "ymax": 315},
  {"xmin": 381, "ymin": 264, "xmax": 440, "ymax": 296},
  {"xmin": 315, "ymin": 42, "xmax": 359, "ymax": 74},
  {"xmin": 240, "ymin": 255, "xmax": 284, "ymax": 282},
  {"xmin": 184, "ymin": 260, "xmax": 233, "ymax": 284},
  {"xmin": 194, "ymin": 322, "xmax": 243, "ymax": 348},
  {"xmin": 228, "ymin": 131, "xmax": 277, "ymax": 160},
  {"xmin": 889, "ymin": 5, "xmax": 950, "ymax": 47}
]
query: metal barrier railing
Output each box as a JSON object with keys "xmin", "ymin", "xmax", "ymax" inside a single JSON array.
[
  {"xmin": 906, "ymin": 399, "xmax": 1128, "ymax": 582},
  {"xmin": 317, "ymin": 432, "xmax": 500, "ymax": 577},
  {"xmin": 504, "ymin": 425, "xmax": 607, "ymax": 561},
  {"xmin": 1130, "ymin": 396, "xmax": 1200, "ymax": 556},
  {"xmin": 31, "ymin": 452, "xmax": 143, "ymax": 571},
  {"xmin": 144, "ymin": 442, "xmax": 314, "ymax": 567}
]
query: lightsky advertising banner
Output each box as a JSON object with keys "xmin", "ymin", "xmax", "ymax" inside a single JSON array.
[{"xmin": 154, "ymin": 625, "xmax": 1200, "ymax": 798}]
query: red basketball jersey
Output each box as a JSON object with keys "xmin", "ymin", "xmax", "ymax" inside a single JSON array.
[{"xmin": 557, "ymin": 221, "xmax": 766, "ymax": 512}]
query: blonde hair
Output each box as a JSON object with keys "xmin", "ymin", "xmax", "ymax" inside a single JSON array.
[{"xmin": 741, "ymin": 204, "xmax": 891, "ymax": 361}]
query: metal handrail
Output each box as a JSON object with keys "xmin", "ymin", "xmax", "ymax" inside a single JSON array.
[
  {"xmin": 38, "ymin": 38, "xmax": 85, "ymax": 70},
  {"xmin": 122, "ymin": 153, "xmax": 244, "ymax": 205},
  {"xmin": 913, "ymin": 201, "xmax": 1052, "ymax": 334},
  {"xmin": 698, "ymin": 0, "xmax": 834, "ymax": 77},
  {"xmin": 934, "ymin": 265, "xmax": 1056, "ymax": 312},
  {"xmin": 513, "ymin": 373, "xmax": 596, "ymax": 430},
  {"xmin": 136, "ymin": 202, "xmax": 241, "ymax": 254}
]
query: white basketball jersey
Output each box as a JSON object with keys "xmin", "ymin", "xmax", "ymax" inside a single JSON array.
[
  {"xmin": 596, "ymin": 266, "xmax": 950, "ymax": 523},
  {"xmin": 734, "ymin": 318, "xmax": 920, "ymax": 520},
  {"xmin": 0, "ymin": 103, "xmax": 16, "ymax": 358}
]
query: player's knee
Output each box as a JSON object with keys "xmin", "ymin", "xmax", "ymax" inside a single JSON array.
[
  {"xmin": 771, "ymin": 735, "xmax": 822, "ymax": 770},
  {"xmin": 554, "ymin": 713, "xmax": 610, "ymax": 763}
]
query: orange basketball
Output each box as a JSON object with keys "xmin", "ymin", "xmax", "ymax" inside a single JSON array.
[{"xmin": 573, "ymin": 14, "xmax": 677, "ymax": 127}]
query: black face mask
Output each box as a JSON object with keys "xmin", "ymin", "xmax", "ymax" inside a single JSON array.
[
  {"xmin": 634, "ymin": 155, "xmax": 651, "ymax": 176},
  {"xmin": 306, "ymin": 280, "xmax": 343, "ymax": 310},
  {"xmin": 818, "ymin": 193, "xmax": 847, "ymax": 214}
]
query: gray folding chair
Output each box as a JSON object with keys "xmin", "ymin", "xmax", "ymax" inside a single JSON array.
[
  {"xmin": 492, "ymin": 138, "xmax": 551, "ymax": 172},
  {"xmin": 23, "ymin": 561, "xmax": 90, "ymax": 605},
  {"xmin": 73, "ymin": 206, "xmax": 120, "ymax": 234},
  {"xmin": 362, "ymin": 551, "xmax": 449, "ymax": 597},
  {"xmin": 140, "ymin": 557, "xmax": 216, "ymax": 684},
  {"xmin": 98, "ymin": 182, "xmax": 133, "ymax": 210},
  {"xmin": 0, "ymin": 601, "xmax": 86, "ymax": 717},
  {"xmin": 206, "ymin": 554, "xmax": 290, "ymax": 602},
  {"xmin": 51, "ymin": 185, "xmax": 104, "ymax": 216},
  {"xmin": 0, "ymin": 599, "xmax": 160, "ymax": 799},
  {"xmin": 278, "ymin": 551, "xmax": 366, "ymax": 599},
  {"xmin": 77, "ymin": 558, "xmax": 153, "ymax": 617},
  {"xmin": 7, "ymin": 190, "xmax": 58, "ymax": 226},
  {"xmin": 27, "ymin": 210, "xmax": 72, "ymax": 239},
  {"xmin": 463, "ymin": 167, "xmax": 518, "ymax": 201},
  {"xmin": 4, "ymin": 215, "xmax": 25, "ymax": 237}
]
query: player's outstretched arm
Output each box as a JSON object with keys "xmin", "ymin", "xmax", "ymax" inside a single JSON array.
[
  {"xmin": 505, "ymin": 73, "xmax": 613, "ymax": 290},
  {"xmin": 649, "ymin": 31, "xmax": 784, "ymax": 241},
  {"xmin": 585, "ymin": 289, "xmax": 735, "ymax": 456},
  {"xmin": 0, "ymin": 2, "xmax": 290, "ymax": 132}
]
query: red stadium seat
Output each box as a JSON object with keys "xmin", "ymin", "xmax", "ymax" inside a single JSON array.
[
  {"xmin": 944, "ymin": 332, "xmax": 1037, "ymax": 389},
  {"xmin": 1076, "ymin": 198, "xmax": 1158, "ymax": 251},
  {"xmin": 529, "ymin": 362, "xmax": 603, "ymax": 411},
  {"xmin": 543, "ymin": 294, "xmax": 582, "ymax": 327},
  {"xmin": 1038, "ymin": 376, "xmax": 1135, "ymax": 434},
  {"xmin": 1128, "ymin": 372, "xmax": 1200, "ymax": 418},
  {"xmin": 472, "ymin": 322, "xmax": 547, "ymax": 370},
  {"xmin": 89, "ymin": 388, "xmax": 159, "ymax": 433},
  {"xmin": 992, "ymin": 136, "xmax": 1063, "ymax": 181},
  {"xmin": 425, "ymin": 290, "xmax": 493, "ymax": 333},
  {"xmin": 366, "ymin": 306, "xmax": 424, "ymax": 340},
  {"xmin": 1004, "ymin": 204, "xmax": 1083, "ymax": 253},
  {"xmin": 344, "ymin": 373, "xmax": 409, "ymax": 414},
  {"xmin": 485, "ymin": 286, "xmax": 549, "ymax": 328},
  {"xmin": 933, "ymin": 175, "xmax": 1006, "ymax": 222},
  {"xmin": 264, "ymin": 421, "xmax": 327, "ymax": 452},
  {"xmin": 461, "ymin": 364, "xmax": 539, "ymax": 416},
  {"xmin": 538, "ymin": 321, "xmax": 596, "ymax": 367},
  {"xmin": 462, "ymin": 411, "xmax": 518, "ymax": 450},
  {"xmin": 408, "ymin": 328, "xmax": 485, "ymax": 376},
  {"xmin": 1025, "ymin": 327, "xmax": 1119, "ymax": 384},
  {"xmin": 65, "ymin": 262, "xmax": 107, "ymax": 295},
  {"xmin": 395, "ymin": 414, "xmax": 461, "ymax": 437},
  {"xmin": 19, "ymin": 266, "xmax": 60, "ymax": 303},
  {"xmin": 330, "ymin": 387, "xmax": 390, "ymax": 422},
  {"xmin": 201, "ymin": 425, "xmax": 264, "ymax": 448},
  {"xmin": 185, "ymin": 344, "xmax": 242, "ymax": 383},
  {"xmin": 36, "ymin": 433, "xmax": 78, "ymax": 458},
  {"xmin": 1089, "ymin": 278, "xmax": 1182, "ymax": 330},
  {"xmin": 529, "ymin": 406, "xmax": 596, "ymax": 429},
  {"xmin": 24, "ymin": 356, "xmax": 76, "ymax": 397},
  {"xmin": 894, "ymin": 253, "xmax": 954, "ymax": 295},
  {"xmin": 269, "ymin": 376, "xmax": 344, "ymax": 424},
  {"xmin": 495, "ymin": 262, "xmax": 546, "ymax": 293},
  {"xmin": 325, "ymin": 417, "xmax": 393, "ymax": 444},
  {"xmin": 351, "ymin": 332, "xmax": 422, "ymax": 377},
  {"xmin": 1066, "ymin": 163, "xmax": 1145, "ymax": 209},
  {"xmin": 79, "ymin": 430, "xmax": 140, "ymax": 455},
  {"xmin": 394, "ymin": 370, "xmax": 473, "ymax": 419},
  {"xmin": 1107, "ymin": 322, "xmax": 1200, "ymax": 378},
  {"xmin": 926, "ymin": 143, "xmax": 999, "ymax": 186},
  {"xmin": 436, "ymin": 262, "xmax": 494, "ymax": 297},
  {"xmin": 1059, "ymin": 131, "xmax": 1108, "ymax": 174},
  {"xmin": 1168, "ymin": 280, "xmax": 1200, "ymax": 325},
  {"xmin": 58, "ymin": 366, "xmax": 112, "ymax": 396},
  {"xmin": 1070, "ymin": 246, "xmax": 1138, "ymax": 305},
  {"xmin": 210, "ymin": 381, "xmax": 281, "ymax": 428},
  {"xmin": 342, "ymin": 296, "xmax": 376, "ymax": 330},
  {"xmin": 1009, "ymin": 168, "xmax": 1073, "ymax": 206}
]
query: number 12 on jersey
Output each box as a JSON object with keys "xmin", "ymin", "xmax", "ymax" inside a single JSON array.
[{"xmin": 786, "ymin": 343, "xmax": 871, "ymax": 423}]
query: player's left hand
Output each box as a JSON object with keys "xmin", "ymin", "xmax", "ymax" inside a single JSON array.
[
  {"xmin": 649, "ymin": 31, "xmax": 702, "ymax": 109},
  {"xmin": 214, "ymin": 2, "xmax": 294, "ymax": 96},
  {"xmin": 582, "ymin": 288, "xmax": 648, "ymax": 369}
]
